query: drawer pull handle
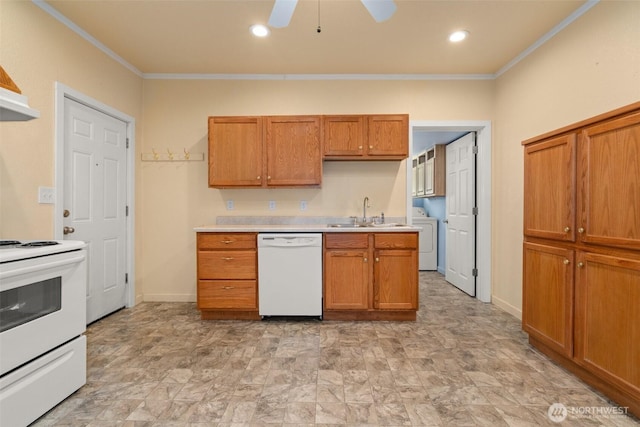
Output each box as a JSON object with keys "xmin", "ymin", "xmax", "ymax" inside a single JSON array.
[
  {"xmin": 223, "ymin": 286, "xmax": 235, "ymax": 290},
  {"xmin": 221, "ymin": 240, "xmax": 233, "ymax": 244},
  {"xmin": 222, "ymin": 257, "xmax": 234, "ymax": 261}
]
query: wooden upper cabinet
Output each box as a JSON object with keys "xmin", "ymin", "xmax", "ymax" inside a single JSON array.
[
  {"xmin": 367, "ymin": 114, "xmax": 408, "ymax": 158},
  {"xmin": 323, "ymin": 115, "xmax": 366, "ymax": 157},
  {"xmin": 578, "ymin": 110, "xmax": 640, "ymax": 250},
  {"xmin": 265, "ymin": 116, "xmax": 322, "ymax": 187},
  {"xmin": 323, "ymin": 114, "xmax": 408, "ymax": 160},
  {"xmin": 523, "ymin": 133, "xmax": 576, "ymax": 241},
  {"xmin": 208, "ymin": 115, "xmax": 322, "ymax": 188},
  {"xmin": 208, "ymin": 116, "xmax": 263, "ymax": 187}
]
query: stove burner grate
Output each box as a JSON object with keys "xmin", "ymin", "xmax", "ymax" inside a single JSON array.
[{"xmin": 19, "ymin": 241, "xmax": 60, "ymax": 248}]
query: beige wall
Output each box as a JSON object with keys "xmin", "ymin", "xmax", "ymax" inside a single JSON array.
[
  {"xmin": 0, "ymin": 1, "xmax": 143, "ymax": 238},
  {"xmin": 3, "ymin": 1, "xmax": 639, "ymax": 314},
  {"xmin": 139, "ymin": 79, "xmax": 493, "ymax": 300},
  {"xmin": 492, "ymin": 0, "xmax": 640, "ymax": 317}
]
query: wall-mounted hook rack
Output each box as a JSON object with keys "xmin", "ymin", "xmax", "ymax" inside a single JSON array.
[{"xmin": 141, "ymin": 148, "xmax": 204, "ymax": 162}]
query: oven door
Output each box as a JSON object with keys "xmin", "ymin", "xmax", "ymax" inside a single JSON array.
[{"xmin": 0, "ymin": 249, "xmax": 86, "ymax": 375}]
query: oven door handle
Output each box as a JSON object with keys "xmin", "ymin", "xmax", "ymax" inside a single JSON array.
[{"xmin": 0, "ymin": 254, "xmax": 85, "ymax": 281}]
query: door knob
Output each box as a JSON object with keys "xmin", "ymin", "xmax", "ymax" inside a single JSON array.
[
  {"xmin": 63, "ymin": 209, "xmax": 70, "ymax": 218},
  {"xmin": 63, "ymin": 226, "xmax": 75, "ymax": 235},
  {"xmin": 443, "ymin": 219, "xmax": 449, "ymax": 224}
]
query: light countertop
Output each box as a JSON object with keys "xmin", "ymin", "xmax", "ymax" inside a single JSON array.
[{"xmin": 194, "ymin": 215, "xmax": 420, "ymax": 233}]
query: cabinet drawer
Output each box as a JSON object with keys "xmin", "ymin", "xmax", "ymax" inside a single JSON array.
[
  {"xmin": 198, "ymin": 250, "xmax": 256, "ymax": 279},
  {"xmin": 198, "ymin": 233, "xmax": 256, "ymax": 249},
  {"xmin": 325, "ymin": 233, "xmax": 369, "ymax": 249},
  {"xmin": 374, "ymin": 233, "xmax": 417, "ymax": 249},
  {"xmin": 198, "ymin": 280, "xmax": 257, "ymax": 309}
]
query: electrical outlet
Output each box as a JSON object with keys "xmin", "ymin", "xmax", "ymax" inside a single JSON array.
[
  {"xmin": 38, "ymin": 186, "xmax": 55, "ymax": 204},
  {"xmin": 226, "ymin": 200, "xmax": 234, "ymax": 210},
  {"xmin": 300, "ymin": 200, "xmax": 308, "ymax": 211},
  {"xmin": 268, "ymin": 200, "xmax": 276, "ymax": 210}
]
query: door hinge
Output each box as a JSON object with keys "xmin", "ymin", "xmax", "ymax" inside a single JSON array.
[
  {"xmin": 472, "ymin": 145, "xmax": 478, "ymax": 154},
  {"xmin": 472, "ymin": 268, "xmax": 478, "ymax": 277},
  {"xmin": 472, "ymin": 206, "xmax": 478, "ymax": 215},
  {"xmin": 126, "ymin": 205, "xmax": 129, "ymax": 216},
  {"xmin": 126, "ymin": 138, "xmax": 130, "ymax": 149},
  {"xmin": 125, "ymin": 273, "xmax": 129, "ymax": 284}
]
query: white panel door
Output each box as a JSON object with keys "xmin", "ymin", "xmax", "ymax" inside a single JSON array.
[
  {"xmin": 63, "ymin": 98, "xmax": 127, "ymax": 324},
  {"xmin": 445, "ymin": 132, "xmax": 476, "ymax": 296}
]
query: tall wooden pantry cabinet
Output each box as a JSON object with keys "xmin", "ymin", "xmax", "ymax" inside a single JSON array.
[{"xmin": 522, "ymin": 101, "xmax": 640, "ymax": 417}]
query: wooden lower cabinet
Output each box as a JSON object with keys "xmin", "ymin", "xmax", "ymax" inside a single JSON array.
[
  {"xmin": 522, "ymin": 242, "xmax": 574, "ymax": 357},
  {"xmin": 574, "ymin": 251, "xmax": 640, "ymax": 407},
  {"xmin": 324, "ymin": 232, "xmax": 418, "ymax": 321},
  {"xmin": 196, "ymin": 233, "xmax": 259, "ymax": 319}
]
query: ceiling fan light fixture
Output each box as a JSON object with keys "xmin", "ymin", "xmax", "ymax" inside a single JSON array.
[
  {"xmin": 250, "ymin": 24, "xmax": 270, "ymax": 37},
  {"xmin": 449, "ymin": 30, "xmax": 469, "ymax": 43}
]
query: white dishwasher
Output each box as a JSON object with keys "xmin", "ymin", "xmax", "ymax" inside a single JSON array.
[{"xmin": 258, "ymin": 233, "xmax": 323, "ymax": 318}]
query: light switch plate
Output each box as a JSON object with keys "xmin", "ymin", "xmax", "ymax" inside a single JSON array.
[
  {"xmin": 38, "ymin": 186, "xmax": 55, "ymax": 204},
  {"xmin": 268, "ymin": 200, "xmax": 276, "ymax": 210},
  {"xmin": 300, "ymin": 200, "xmax": 308, "ymax": 211},
  {"xmin": 226, "ymin": 200, "xmax": 234, "ymax": 210}
]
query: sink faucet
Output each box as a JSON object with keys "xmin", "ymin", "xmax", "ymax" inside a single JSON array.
[{"xmin": 363, "ymin": 196, "xmax": 370, "ymax": 223}]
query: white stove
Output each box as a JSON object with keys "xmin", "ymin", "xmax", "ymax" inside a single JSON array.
[{"xmin": 0, "ymin": 239, "xmax": 87, "ymax": 427}]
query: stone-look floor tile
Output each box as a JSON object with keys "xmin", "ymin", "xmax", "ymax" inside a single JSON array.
[
  {"xmin": 374, "ymin": 402, "xmax": 412, "ymax": 426},
  {"xmin": 466, "ymin": 404, "xmax": 510, "ymax": 426},
  {"xmin": 404, "ymin": 402, "xmax": 442, "ymax": 426},
  {"xmin": 220, "ymin": 400, "xmax": 257, "ymax": 423},
  {"xmin": 315, "ymin": 402, "xmax": 347, "ymax": 424},
  {"xmin": 284, "ymin": 401, "xmax": 316, "ymax": 423},
  {"xmin": 346, "ymin": 402, "xmax": 378, "ymax": 424},
  {"xmin": 317, "ymin": 384, "xmax": 345, "ymax": 402}
]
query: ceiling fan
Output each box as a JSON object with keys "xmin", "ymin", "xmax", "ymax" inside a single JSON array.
[{"xmin": 268, "ymin": 0, "xmax": 397, "ymax": 28}]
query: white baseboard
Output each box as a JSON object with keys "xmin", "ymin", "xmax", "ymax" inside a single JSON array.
[
  {"xmin": 142, "ymin": 294, "xmax": 197, "ymax": 303},
  {"xmin": 492, "ymin": 295, "xmax": 522, "ymax": 320}
]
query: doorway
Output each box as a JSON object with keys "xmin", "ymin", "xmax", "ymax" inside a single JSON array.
[
  {"xmin": 53, "ymin": 83, "xmax": 136, "ymax": 322},
  {"xmin": 408, "ymin": 121, "xmax": 491, "ymax": 303}
]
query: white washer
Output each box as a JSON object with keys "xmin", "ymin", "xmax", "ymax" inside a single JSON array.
[{"xmin": 412, "ymin": 208, "xmax": 438, "ymax": 271}]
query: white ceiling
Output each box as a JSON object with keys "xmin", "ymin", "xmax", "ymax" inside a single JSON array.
[{"xmin": 38, "ymin": 0, "xmax": 595, "ymax": 77}]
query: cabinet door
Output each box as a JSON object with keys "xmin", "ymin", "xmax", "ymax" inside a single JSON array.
[
  {"xmin": 265, "ymin": 116, "xmax": 322, "ymax": 186},
  {"xmin": 208, "ymin": 117, "xmax": 263, "ymax": 187},
  {"xmin": 374, "ymin": 249, "xmax": 417, "ymax": 310},
  {"xmin": 324, "ymin": 249, "xmax": 369, "ymax": 310},
  {"xmin": 366, "ymin": 115, "xmax": 408, "ymax": 158},
  {"xmin": 323, "ymin": 115, "xmax": 366, "ymax": 157},
  {"xmin": 522, "ymin": 242, "xmax": 574, "ymax": 357},
  {"xmin": 424, "ymin": 158, "xmax": 435, "ymax": 195},
  {"xmin": 523, "ymin": 133, "xmax": 576, "ymax": 241},
  {"xmin": 579, "ymin": 111, "xmax": 640, "ymax": 249},
  {"xmin": 416, "ymin": 159, "xmax": 426, "ymax": 196},
  {"xmin": 574, "ymin": 251, "xmax": 640, "ymax": 396}
]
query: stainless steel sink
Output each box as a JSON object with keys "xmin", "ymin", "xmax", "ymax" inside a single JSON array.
[{"xmin": 326, "ymin": 223, "xmax": 407, "ymax": 228}]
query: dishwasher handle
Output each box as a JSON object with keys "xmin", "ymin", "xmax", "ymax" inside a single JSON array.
[{"xmin": 258, "ymin": 234, "xmax": 322, "ymax": 248}]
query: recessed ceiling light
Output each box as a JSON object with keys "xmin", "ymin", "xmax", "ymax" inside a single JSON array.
[
  {"xmin": 250, "ymin": 24, "xmax": 270, "ymax": 37},
  {"xmin": 449, "ymin": 30, "xmax": 469, "ymax": 43}
]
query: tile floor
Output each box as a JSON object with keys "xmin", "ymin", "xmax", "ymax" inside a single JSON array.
[{"xmin": 34, "ymin": 272, "xmax": 638, "ymax": 426}]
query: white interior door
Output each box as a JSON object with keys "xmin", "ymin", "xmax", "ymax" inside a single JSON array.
[
  {"xmin": 445, "ymin": 132, "xmax": 476, "ymax": 296},
  {"xmin": 63, "ymin": 98, "xmax": 128, "ymax": 324}
]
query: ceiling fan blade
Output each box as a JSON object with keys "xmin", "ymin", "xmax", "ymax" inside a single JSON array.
[
  {"xmin": 361, "ymin": 0, "xmax": 397, "ymax": 23},
  {"xmin": 268, "ymin": 0, "xmax": 298, "ymax": 28}
]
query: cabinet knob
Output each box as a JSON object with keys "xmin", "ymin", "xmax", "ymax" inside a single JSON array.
[
  {"xmin": 564, "ymin": 226, "xmax": 571, "ymax": 233},
  {"xmin": 578, "ymin": 262, "xmax": 584, "ymax": 268},
  {"xmin": 369, "ymin": 145, "xmax": 373, "ymax": 149},
  {"xmin": 563, "ymin": 259, "xmax": 570, "ymax": 265},
  {"xmin": 375, "ymin": 257, "xmax": 379, "ymax": 262},
  {"xmin": 363, "ymin": 257, "xmax": 368, "ymax": 263},
  {"xmin": 358, "ymin": 146, "xmax": 363, "ymax": 150},
  {"xmin": 267, "ymin": 175, "xmax": 271, "ymax": 180},
  {"xmin": 578, "ymin": 227, "xmax": 585, "ymax": 234},
  {"xmin": 257, "ymin": 176, "xmax": 261, "ymax": 180}
]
